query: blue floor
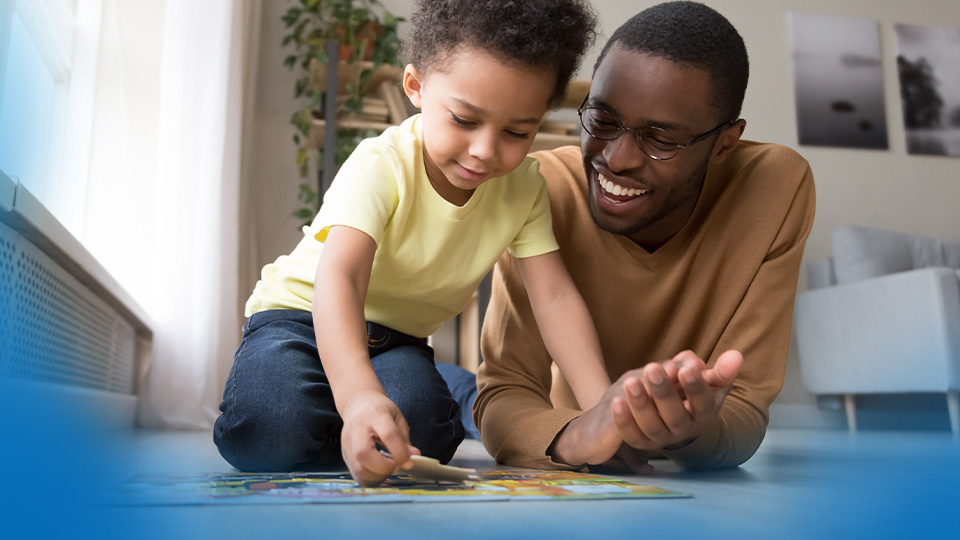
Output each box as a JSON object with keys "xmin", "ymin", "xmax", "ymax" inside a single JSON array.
[{"xmin": 5, "ymin": 424, "xmax": 959, "ymax": 540}]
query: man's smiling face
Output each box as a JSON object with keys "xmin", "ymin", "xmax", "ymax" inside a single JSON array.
[{"xmin": 582, "ymin": 45, "xmax": 732, "ymax": 251}]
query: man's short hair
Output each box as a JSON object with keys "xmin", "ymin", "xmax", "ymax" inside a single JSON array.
[{"xmin": 594, "ymin": 1, "xmax": 749, "ymax": 121}]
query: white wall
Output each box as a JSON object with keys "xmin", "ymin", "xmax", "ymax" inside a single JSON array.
[{"xmin": 244, "ymin": 0, "xmax": 960, "ymax": 428}]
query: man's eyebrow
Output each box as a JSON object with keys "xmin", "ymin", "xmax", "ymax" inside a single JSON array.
[
  {"xmin": 588, "ymin": 98, "xmax": 686, "ymax": 132},
  {"xmin": 452, "ymin": 98, "xmax": 541, "ymax": 125}
]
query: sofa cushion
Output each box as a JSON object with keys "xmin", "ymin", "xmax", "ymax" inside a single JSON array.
[
  {"xmin": 943, "ymin": 239, "xmax": 960, "ymax": 270},
  {"xmin": 832, "ymin": 227, "xmax": 914, "ymax": 284},
  {"xmin": 831, "ymin": 226, "xmax": 960, "ymax": 284},
  {"xmin": 806, "ymin": 257, "xmax": 836, "ymax": 289},
  {"xmin": 912, "ymin": 237, "xmax": 946, "ymax": 268}
]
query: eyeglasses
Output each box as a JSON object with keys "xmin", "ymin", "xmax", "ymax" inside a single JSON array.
[{"xmin": 578, "ymin": 96, "xmax": 735, "ymax": 161}]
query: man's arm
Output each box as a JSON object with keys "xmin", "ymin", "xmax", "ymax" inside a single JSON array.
[{"xmin": 657, "ymin": 164, "xmax": 816, "ymax": 468}]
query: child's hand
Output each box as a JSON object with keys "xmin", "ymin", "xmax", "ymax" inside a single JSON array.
[{"xmin": 340, "ymin": 389, "xmax": 420, "ymax": 486}]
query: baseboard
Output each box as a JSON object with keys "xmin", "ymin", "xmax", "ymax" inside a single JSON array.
[
  {"xmin": 770, "ymin": 395, "xmax": 956, "ymax": 431},
  {"xmin": 0, "ymin": 378, "xmax": 138, "ymax": 430},
  {"xmin": 768, "ymin": 402, "xmax": 846, "ymax": 429}
]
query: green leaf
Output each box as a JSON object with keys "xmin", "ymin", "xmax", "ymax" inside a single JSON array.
[
  {"xmin": 283, "ymin": 55, "xmax": 297, "ymax": 69},
  {"xmin": 293, "ymin": 19, "xmax": 309, "ymax": 42},
  {"xmin": 294, "ymin": 77, "xmax": 308, "ymax": 98},
  {"xmin": 293, "ymin": 134, "xmax": 301, "ymax": 145},
  {"xmin": 282, "ymin": 7, "xmax": 302, "ymax": 28},
  {"xmin": 293, "ymin": 208, "xmax": 315, "ymax": 220},
  {"xmin": 297, "ymin": 147, "xmax": 308, "ymax": 166},
  {"xmin": 345, "ymin": 96, "xmax": 361, "ymax": 114}
]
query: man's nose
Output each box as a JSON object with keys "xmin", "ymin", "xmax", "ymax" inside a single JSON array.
[{"xmin": 603, "ymin": 131, "xmax": 651, "ymax": 174}]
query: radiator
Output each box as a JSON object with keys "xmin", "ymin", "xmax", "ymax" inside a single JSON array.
[{"xmin": 0, "ymin": 170, "xmax": 151, "ymax": 427}]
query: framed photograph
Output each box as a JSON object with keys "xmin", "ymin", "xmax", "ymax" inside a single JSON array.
[
  {"xmin": 894, "ymin": 24, "xmax": 960, "ymax": 156},
  {"xmin": 790, "ymin": 13, "xmax": 888, "ymax": 149}
]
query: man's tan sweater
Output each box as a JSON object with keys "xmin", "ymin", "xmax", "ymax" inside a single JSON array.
[{"xmin": 475, "ymin": 142, "xmax": 816, "ymax": 469}]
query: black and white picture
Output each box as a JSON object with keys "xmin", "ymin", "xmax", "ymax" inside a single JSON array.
[
  {"xmin": 790, "ymin": 13, "xmax": 888, "ymax": 149},
  {"xmin": 894, "ymin": 24, "xmax": 960, "ymax": 157}
]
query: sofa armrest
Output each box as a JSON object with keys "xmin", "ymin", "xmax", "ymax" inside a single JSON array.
[{"xmin": 794, "ymin": 267, "xmax": 960, "ymax": 394}]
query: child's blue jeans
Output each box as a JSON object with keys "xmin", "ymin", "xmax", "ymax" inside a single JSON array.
[{"xmin": 213, "ymin": 309, "xmax": 469, "ymax": 472}]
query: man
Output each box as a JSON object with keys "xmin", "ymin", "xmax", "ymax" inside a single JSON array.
[{"xmin": 471, "ymin": 1, "xmax": 815, "ymax": 471}]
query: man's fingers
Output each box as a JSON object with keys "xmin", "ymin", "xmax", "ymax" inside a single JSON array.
[
  {"xmin": 619, "ymin": 448, "xmax": 654, "ymax": 475},
  {"xmin": 639, "ymin": 364, "xmax": 692, "ymax": 437},
  {"xmin": 611, "ymin": 395, "xmax": 653, "ymax": 449},
  {"xmin": 678, "ymin": 365, "xmax": 720, "ymax": 418},
  {"xmin": 703, "ymin": 350, "xmax": 743, "ymax": 388}
]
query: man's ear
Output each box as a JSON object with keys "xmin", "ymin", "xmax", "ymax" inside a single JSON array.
[
  {"xmin": 710, "ymin": 119, "xmax": 746, "ymax": 164},
  {"xmin": 402, "ymin": 64, "xmax": 424, "ymax": 108}
]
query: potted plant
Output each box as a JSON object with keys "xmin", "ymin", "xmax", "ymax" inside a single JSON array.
[{"xmin": 282, "ymin": 0, "xmax": 404, "ymax": 225}]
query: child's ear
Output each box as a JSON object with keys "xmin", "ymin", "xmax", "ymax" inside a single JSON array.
[{"xmin": 402, "ymin": 64, "xmax": 424, "ymax": 108}]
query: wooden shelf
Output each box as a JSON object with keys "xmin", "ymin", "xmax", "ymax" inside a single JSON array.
[{"xmin": 530, "ymin": 132, "xmax": 580, "ymax": 152}]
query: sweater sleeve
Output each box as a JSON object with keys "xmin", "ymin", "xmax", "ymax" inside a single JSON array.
[{"xmin": 663, "ymin": 159, "xmax": 816, "ymax": 469}]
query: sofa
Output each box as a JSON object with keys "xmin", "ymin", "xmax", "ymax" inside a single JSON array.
[{"xmin": 793, "ymin": 226, "xmax": 960, "ymax": 433}]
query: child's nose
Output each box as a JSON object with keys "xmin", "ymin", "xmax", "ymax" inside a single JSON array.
[{"xmin": 468, "ymin": 130, "xmax": 498, "ymax": 161}]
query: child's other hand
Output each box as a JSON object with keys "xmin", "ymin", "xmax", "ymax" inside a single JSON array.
[{"xmin": 340, "ymin": 390, "xmax": 420, "ymax": 486}]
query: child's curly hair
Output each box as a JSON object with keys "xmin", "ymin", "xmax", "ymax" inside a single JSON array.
[{"xmin": 401, "ymin": 0, "xmax": 598, "ymax": 109}]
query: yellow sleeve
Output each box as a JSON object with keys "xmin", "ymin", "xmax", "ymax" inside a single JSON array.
[
  {"xmin": 311, "ymin": 139, "xmax": 400, "ymax": 246},
  {"xmin": 507, "ymin": 161, "xmax": 559, "ymax": 260}
]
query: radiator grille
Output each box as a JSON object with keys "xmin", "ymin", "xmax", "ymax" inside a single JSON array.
[
  {"xmin": 0, "ymin": 224, "xmax": 15, "ymax": 366},
  {"xmin": 0, "ymin": 221, "xmax": 136, "ymax": 393}
]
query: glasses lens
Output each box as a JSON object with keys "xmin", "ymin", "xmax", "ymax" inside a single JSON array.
[
  {"xmin": 581, "ymin": 108, "xmax": 622, "ymax": 140},
  {"xmin": 638, "ymin": 127, "xmax": 681, "ymax": 160}
]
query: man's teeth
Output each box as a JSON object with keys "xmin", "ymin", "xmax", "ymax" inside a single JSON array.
[{"xmin": 599, "ymin": 174, "xmax": 648, "ymax": 197}]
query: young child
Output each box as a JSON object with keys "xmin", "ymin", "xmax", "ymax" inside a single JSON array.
[{"xmin": 214, "ymin": 0, "xmax": 606, "ymax": 486}]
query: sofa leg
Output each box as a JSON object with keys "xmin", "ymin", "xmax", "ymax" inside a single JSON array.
[
  {"xmin": 948, "ymin": 391, "xmax": 959, "ymax": 436},
  {"xmin": 844, "ymin": 394, "xmax": 857, "ymax": 432}
]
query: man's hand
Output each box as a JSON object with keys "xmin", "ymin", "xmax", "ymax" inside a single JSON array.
[
  {"xmin": 339, "ymin": 390, "xmax": 420, "ymax": 486},
  {"xmin": 591, "ymin": 443, "xmax": 655, "ymax": 475},
  {"xmin": 548, "ymin": 349, "xmax": 742, "ymax": 468},
  {"xmin": 611, "ymin": 349, "xmax": 742, "ymax": 451}
]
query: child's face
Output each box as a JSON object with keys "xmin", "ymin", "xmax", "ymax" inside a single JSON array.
[{"xmin": 403, "ymin": 47, "xmax": 555, "ymax": 205}]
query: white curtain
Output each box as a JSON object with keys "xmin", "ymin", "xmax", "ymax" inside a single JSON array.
[{"xmin": 84, "ymin": 0, "xmax": 251, "ymax": 429}]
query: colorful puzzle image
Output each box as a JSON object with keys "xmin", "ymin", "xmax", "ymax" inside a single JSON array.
[{"xmin": 104, "ymin": 469, "xmax": 690, "ymax": 505}]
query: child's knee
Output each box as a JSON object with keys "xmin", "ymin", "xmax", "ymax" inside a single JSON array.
[
  {"xmin": 214, "ymin": 400, "xmax": 342, "ymax": 471},
  {"xmin": 397, "ymin": 394, "xmax": 465, "ymax": 463}
]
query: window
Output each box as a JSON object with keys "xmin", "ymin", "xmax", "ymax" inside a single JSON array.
[{"xmin": 0, "ymin": 0, "xmax": 99, "ymax": 236}]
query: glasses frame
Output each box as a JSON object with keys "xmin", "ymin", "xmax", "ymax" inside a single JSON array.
[{"xmin": 577, "ymin": 96, "xmax": 736, "ymax": 161}]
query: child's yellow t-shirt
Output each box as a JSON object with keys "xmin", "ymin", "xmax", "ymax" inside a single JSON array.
[{"xmin": 245, "ymin": 114, "xmax": 559, "ymax": 338}]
